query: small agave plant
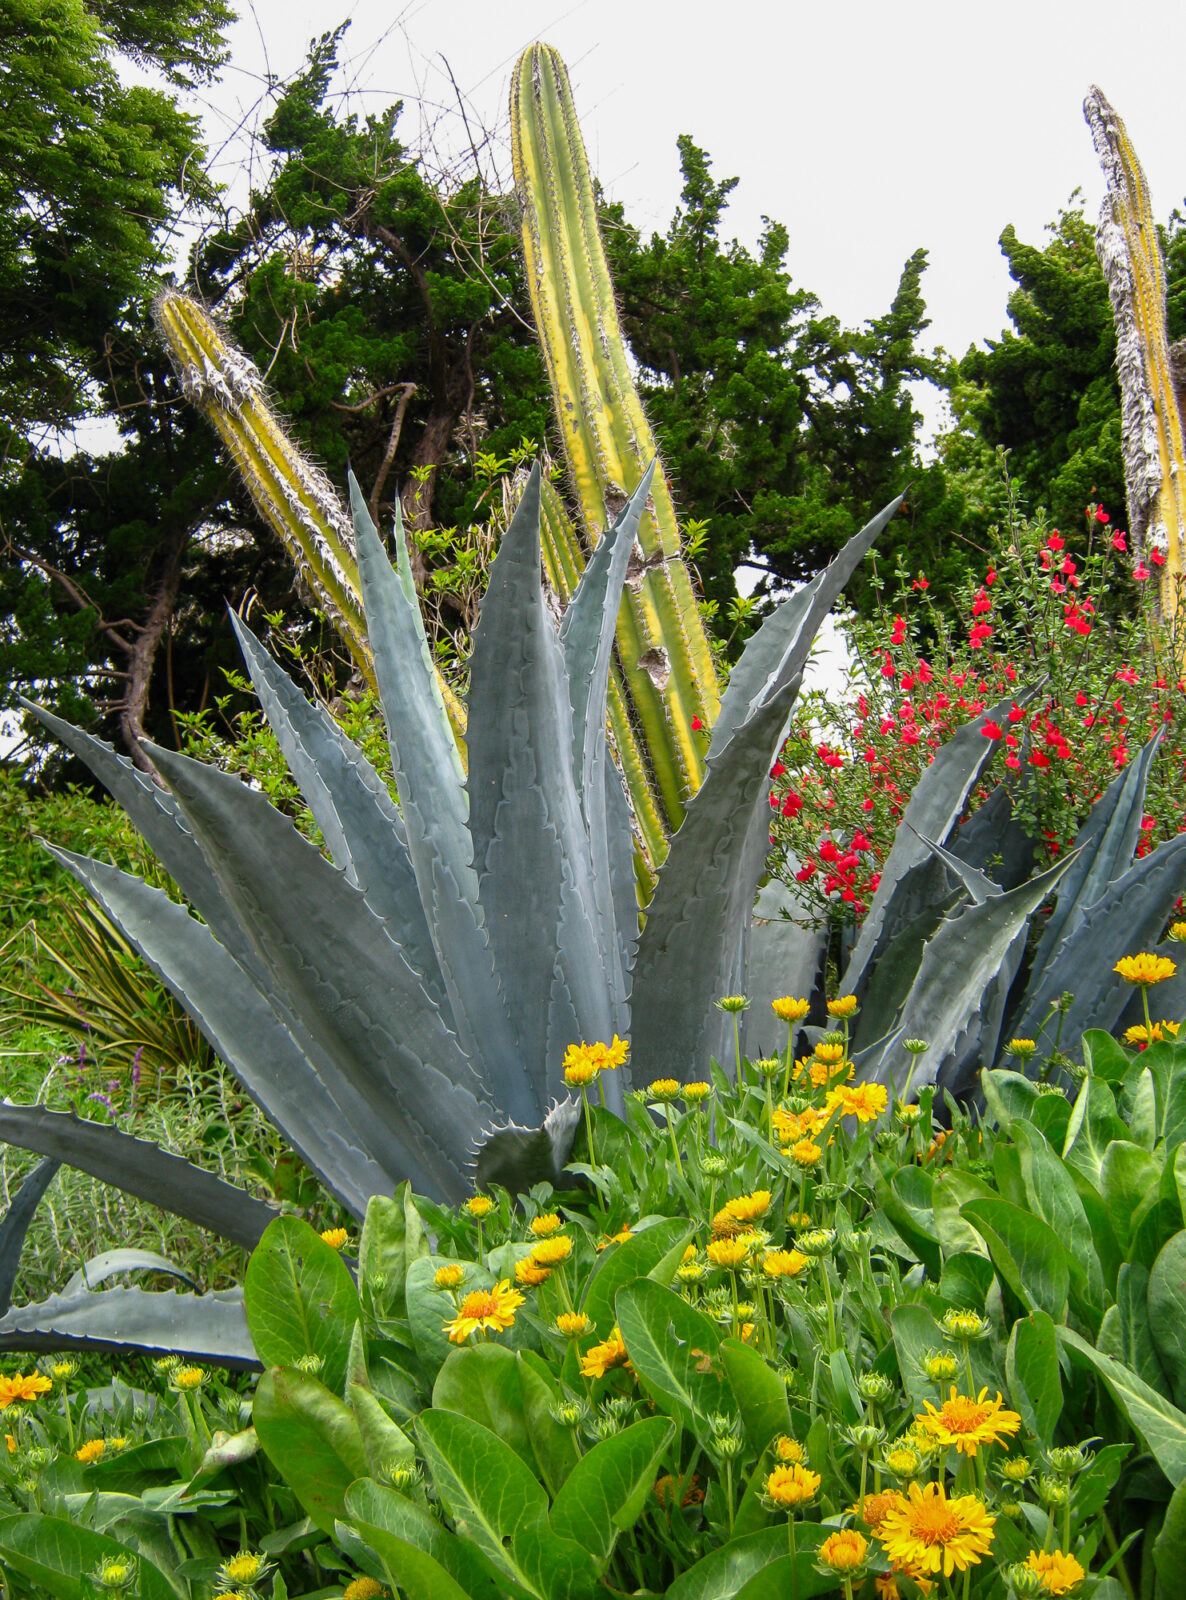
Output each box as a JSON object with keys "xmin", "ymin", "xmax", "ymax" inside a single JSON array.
[{"xmin": 0, "ymin": 467, "xmax": 899, "ymax": 1360}]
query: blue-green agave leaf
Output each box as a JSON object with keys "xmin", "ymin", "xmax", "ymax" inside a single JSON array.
[
  {"xmin": 740, "ymin": 878, "xmax": 826, "ymax": 1060},
  {"xmin": 351, "ymin": 477, "xmax": 530, "ymax": 1124},
  {"xmin": 229, "ymin": 613, "xmax": 445, "ymax": 1007},
  {"xmin": 0, "ymin": 1158, "xmax": 59, "ymax": 1317},
  {"xmin": 948, "ymin": 782, "xmax": 1035, "ymax": 890},
  {"xmin": 0, "ymin": 1101, "xmax": 275, "ymax": 1250},
  {"xmin": 473, "ymin": 1099, "xmax": 584, "ymax": 1193},
  {"xmin": 20, "ymin": 700, "xmax": 263, "ymax": 981},
  {"xmin": 909, "ymin": 827, "xmax": 1000, "ymax": 905},
  {"xmin": 1010, "ymin": 831, "xmax": 1186, "ymax": 1056},
  {"xmin": 47, "ymin": 846, "xmax": 401, "ymax": 1217},
  {"xmin": 845, "ymin": 694, "xmax": 1019, "ymax": 1009},
  {"xmin": 854, "ymin": 853, "xmax": 1076, "ymax": 1097},
  {"xmin": 708, "ymin": 495, "xmax": 902, "ymax": 755},
  {"xmin": 559, "ymin": 464, "xmax": 655, "ymax": 1024},
  {"xmin": 0, "ymin": 1286, "xmax": 255, "ymax": 1365},
  {"xmin": 144, "ymin": 743, "xmax": 488, "ymax": 1203},
  {"xmin": 1032, "ymin": 729, "xmax": 1164, "ymax": 970},
  {"xmin": 466, "ymin": 463, "xmax": 615, "ymax": 1108},
  {"xmin": 631, "ymin": 685, "xmax": 801, "ymax": 1080},
  {"xmin": 63, "ymin": 1250, "xmax": 197, "ymax": 1294}
]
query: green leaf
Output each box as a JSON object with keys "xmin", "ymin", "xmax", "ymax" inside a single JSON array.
[
  {"xmin": 721, "ymin": 1336, "xmax": 791, "ymax": 1454},
  {"xmin": 890, "ymin": 1303, "xmax": 945, "ymax": 1412},
  {"xmin": 511, "ymin": 1515, "xmax": 603, "ymax": 1600},
  {"xmin": 360, "ymin": 1187, "xmax": 427, "ymax": 1323},
  {"xmin": 244, "ymin": 1215, "xmax": 361, "ymax": 1394},
  {"xmin": 415, "ymin": 1408, "xmax": 548, "ymax": 1580},
  {"xmin": 615, "ymin": 1280, "xmax": 729, "ymax": 1442},
  {"xmin": 938, "ymin": 1252, "xmax": 995, "ymax": 1311},
  {"xmin": 665, "ymin": 1529, "xmax": 795, "ymax": 1600},
  {"xmin": 350, "ymin": 1523, "xmax": 476, "ymax": 1600},
  {"xmin": 550, "ymin": 1417, "xmax": 673, "ymax": 1566},
  {"xmin": 1063, "ymin": 1074, "xmax": 1130, "ymax": 1190},
  {"xmin": 961, "ymin": 1198, "xmax": 1070, "ymax": 1320},
  {"xmin": 252, "ymin": 1367, "xmax": 367, "ymax": 1534},
  {"xmin": 432, "ymin": 1343, "xmax": 536, "ymax": 1472},
  {"xmin": 1154, "ymin": 1480, "xmax": 1186, "ymax": 1592},
  {"xmin": 1006, "ymin": 1312, "xmax": 1062, "ymax": 1444},
  {"xmin": 1012, "ymin": 1122, "xmax": 1108, "ymax": 1330},
  {"xmin": 1149, "ymin": 1232, "xmax": 1186, "ymax": 1407},
  {"xmin": 1060, "ymin": 1325, "xmax": 1186, "ymax": 1486},
  {"xmin": 0, "ymin": 1515, "xmax": 176, "ymax": 1600},
  {"xmin": 344, "ymin": 1478, "xmax": 508, "ymax": 1600},
  {"xmin": 580, "ymin": 1218, "xmax": 693, "ymax": 1336},
  {"xmin": 1100, "ymin": 1142, "xmax": 1161, "ymax": 1257},
  {"xmin": 516, "ymin": 1350, "xmax": 579, "ymax": 1496},
  {"xmin": 349, "ymin": 1382, "xmax": 416, "ymax": 1479},
  {"xmin": 1082, "ymin": 1029, "xmax": 1135, "ymax": 1083}
]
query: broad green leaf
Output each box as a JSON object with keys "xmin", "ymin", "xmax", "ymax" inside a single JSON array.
[
  {"xmin": 580, "ymin": 1218, "xmax": 693, "ymax": 1336},
  {"xmin": 1060, "ymin": 1326, "xmax": 1186, "ymax": 1486},
  {"xmin": 1063, "ymin": 1074, "xmax": 1129, "ymax": 1189},
  {"xmin": 615, "ymin": 1280, "xmax": 729, "ymax": 1441},
  {"xmin": 876, "ymin": 1167, "xmax": 941, "ymax": 1278},
  {"xmin": 252, "ymin": 1367, "xmax": 367, "ymax": 1534},
  {"xmin": 344, "ymin": 1478, "xmax": 509, "ymax": 1600},
  {"xmin": 1110, "ymin": 1264, "xmax": 1167, "ymax": 1390},
  {"xmin": 731, "ymin": 1527, "xmax": 833, "ymax": 1600},
  {"xmin": 516, "ymin": 1350, "xmax": 579, "ymax": 1495},
  {"xmin": 828, "ymin": 1347, "xmax": 863, "ymax": 1425},
  {"xmin": 551, "ymin": 1418, "xmax": 673, "ymax": 1565},
  {"xmin": 1149, "ymin": 1232, "xmax": 1186, "ymax": 1407},
  {"xmin": 665, "ymin": 1529, "xmax": 797, "ymax": 1600},
  {"xmin": 890, "ymin": 1304, "xmax": 946, "ymax": 1412},
  {"xmin": 1006, "ymin": 1312, "xmax": 1062, "ymax": 1444},
  {"xmin": 939, "ymin": 1252, "xmax": 995, "ymax": 1311},
  {"xmin": 244, "ymin": 1216, "xmax": 361, "ymax": 1394},
  {"xmin": 511, "ymin": 1515, "xmax": 603, "ymax": 1600},
  {"xmin": 721, "ymin": 1336, "xmax": 791, "ymax": 1454},
  {"xmin": 1100, "ymin": 1142, "xmax": 1161, "ymax": 1257},
  {"xmin": 0, "ymin": 1515, "xmax": 176, "ymax": 1600},
  {"xmin": 415, "ymin": 1408, "xmax": 548, "ymax": 1581},
  {"xmin": 961, "ymin": 1199, "xmax": 1070, "ymax": 1320},
  {"xmin": 1071, "ymin": 1441, "xmax": 1131, "ymax": 1522},
  {"xmin": 406, "ymin": 1254, "xmax": 488, "ymax": 1369},
  {"xmin": 360, "ymin": 1187, "xmax": 427, "ymax": 1323},
  {"xmin": 1153, "ymin": 1043, "xmax": 1186, "ymax": 1148},
  {"xmin": 349, "ymin": 1383, "xmax": 416, "ymax": 1479},
  {"xmin": 349, "ymin": 1523, "xmax": 475, "ymax": 1600},
  {"xmin": 432, "ymin": 1343, "xmax": 536, "ymax": 1472},
  {"xmin": 1154, "ymin": 1480, "xmax": 1186, "ymax": 1592},
  {"xmin": 1012, "ymin": 1122, "xmax": 1108, "ymax": 1330},
  {"xmin": 1081, "ymin": 1029, "xmax": 1133, "ymax": 1083},
  {"xmin": 1121, "ymin": 1067, "xmax": 1157, "ymax": 1149}
]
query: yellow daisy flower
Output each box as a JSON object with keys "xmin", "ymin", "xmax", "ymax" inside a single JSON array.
[
  {"xmin": 879, "ymin": 1480, "xmax": 995, "ymax": 1576},
  {"xmin": 818, "ymin": 1528, "xmax": 868, "ymax": 1572},
  {"xmin": 764, "ymin": 1462, "xmax": 820, "ymax": 1507},
  {"xmin": 916, "ymin": 1387, "xmax": 1022, "ymax": 1456},
  {"xmin": 1114, "ymin": 952, "xmax": 1177, "ymax": 986},
  {"xmin": 0, "ymin": 1371, "xmax": 52, "ymax": 1408},
  {"xmin": 579, "ymin": 1325, "xmax": 630, "ymax": 1379},
  {"xmin": 319, "ymin": 1227, "xmax": 348, "ymax": 1249},
  {"xmin": 343, "ymin": 1579, "xmax": 387, "ymax": 1600},
  {"xmin": 529, "ymin": 1235, "xmax": 573, "ymax": 1267},
  {"xmin": 433, "ymin": 1264, "xmax": 464, "ymax": 1289},
  {"xmin": 1023, "ymin": 1548, "xmax": 1086, "ymax": 1596},
  {"xmin": 443, "ymin": 1280, "xmax": 524, "ymax": 1344},
  {"xmin": 772, "ymin": 1434, "xmax": 805, "ymax": 1463},
  {"xmin": 706, "ymin": 1237, "xmax": 749, "ymax": 1269},
  {"xmin": 75, "ymin": 1439, "xmax": 106, "ymax": 1463},
  {"xmin": 514, "ymin": 1258, "xmax": 551, "ymax": 1287},
  {"xmin": 761, "ymin": 1248, "xmax": 810, "ymax": 1279},
  {"xmin": 850, "ymin": 1489, "xmax": 907, "ymax": 1530},
  {"xmin": 772, "ymin": 996, "xmax": 811, "ymax": 1022},
  {"xmin": 530, "ymin": 1212, "xmax": 562, "ymax": 1237},
  {"xmin": 464, "ymin": 1195, "xmax": 494, "ymax": 1219},
  {"xmin": 826, "ymin": 995, "xmax": 859, "ymax": 1019},
  {"xmin": 555, "ymin": 1312, "xmax": 590, "ymax": 1337}
]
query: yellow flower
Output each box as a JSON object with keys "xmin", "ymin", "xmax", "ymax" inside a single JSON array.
[
  {"xmin": 75, "ymin": 1439, "xmax": 106, "ymax": 1463},
  {"xmin": 712, "ymin": 1189, "xmax": 772, "ymax": 1235},
  {"xmin": 4, "ymin": 1434, "xmax": 15, "ymax": 1455},
  {"xmin": 1114, "ymin": 952, "xmax": 1177, "ymax": 986},
  {"xmin": 818, "ymin": 1528, "xmax": 868, "ymax": 1572},
  {"xmin": 563, "ymin": 1036, "xmax": 629, "ymax": 1083},
  {"xmin": 580, "ymin": 1326, "xmax": 630, "ymax": 1379},
  {"xmin": 647, "ymin": 1078, "xmax": 681, "ymax": 1101},
  {"xmin": 790, "ymin": 1138, "xmax": 822, "ymax": 1168},
  {"xmin": 1125, "ymin": 1021, "xmax": 1180, "ymax": 1045},
  {"xmin": 464, "ymin": 1195, "xmax": 494, "ymax": 1218},
  {"xmin": 555, "ymin": 1312, "xmax": 590, "ymax": 1337},
  {"xmin": 1006, "ymin": 1038, "xmax": 1037, "ymax": 1058},
  {"xmin": 1023, "ymin": 1548, "xmax": 1086, "ymax": 1596},
  {"xmin": 883, "ymin": 1443, "xmax": 923, "ymax": 1479},
  {"xmin": 172, "ymin": 1366, "xmax": 206, "ymax": 1391},
  {"xmin": 923, "ymin": 1351, "xmax": 960, "ymax": 1382},
  {"xmin": 530, "ymin": 1234, "xmax": 573, "ymax": 1267},
  {"xmin": 813, "ymin": 1041, "xmax": 846, "ymax": 1065},
  {"xmin": 564, "ymin": 1059, "xmax": 598, "ymax": 1087},
  {"xmin": 827, "ymin": 995, "xmax": 859, "ymax": 1019},
  {"xmin": 940, "ymin": 1308, "xmax": 990, "ymax": 1341},
  {"xmin": 831, "ymin": 1082, "xmax": 889, "ymax": 1122},
  {"xmin": 707, "ymin": 1237, "xmax": 749, "ymax": 1269},
  {"xmin": 595, "ymin": 1225, "xmax": 632, "ymax": 1251},
  {"xmin": 765, "ymin": 1462, "xmax": 820, "ymax": 1507},
  {"xmin": 434, "ymin": 1264, "xmax": 465, "ymax": 1289},
  {"xmin": 1168, "ymin": 921, "xmax": 1186, "ymax": 942},
  {"xmin": 879, "ymin": 1480, "xmax": 995, "ymax": 1577},
  {"xmin": 851, "ymin": 1489, "xmax": 907, "ymax": 1530},
  {"xmin": 343, "ymin": 1580, "xmax": 387, "ymax": 1600},
  {"xmin": 772, "ymin": 996, "xmax": 811, "ymax": 1022},
  {"xmin": 50, "ymin": 1359, "xmax": 76, "ymax": 1380},
  {"xmin": 602, "ymin": 1034, "xmax": 630, "ymax": 1069},
  {"xmin": 220, "ymin": 1552, "xmax": 269, "ymax": 1588},
  {"xmin": 320, "ymin": 1227, "xmax": 348, "ymax": 1250},
  {"xmin": 514, "ymin": 1258, "xmax": 551, "ymax": 1287},
  {"xmin": 530, "ymin": 1212, "xmax": 562, "ymax": 1237},
  {"xmin": 682, "ymin": 1081, "xmax": 713, "ymax": 1102},
  {"xmin": 916, "ymin": 1387, "xmax": 1022, "ymax": 1456},
  {"xmin": 773, "ymin": 1435, "xmax": 804, "ymax": 1463},
  {"xmin": 444, "ymin": 1280, "xmax": 525, "ymax": 1343},
  {"xmin": 761, "ymin": 1248, "xmax": 810, "ymax": 1279},
  {"xmin": 0, "ymin": 1371, "xmax": 52, "ymax": 1408}
]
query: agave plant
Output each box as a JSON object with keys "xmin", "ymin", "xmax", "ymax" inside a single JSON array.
[{"xmin": 0, "ymin": 469, "xmax": 899, "ymax": 1359}]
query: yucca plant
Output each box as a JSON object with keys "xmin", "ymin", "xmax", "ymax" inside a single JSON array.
[{"xmin": 0, "ymin": 470, "xmax": 898, "ymax": 1360}]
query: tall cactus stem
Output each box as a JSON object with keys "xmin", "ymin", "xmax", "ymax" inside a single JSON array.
[
  {"xmin": 511, "ymin": 44, "xmax": 722, "ymax": 836},
  {"xmin": 1084, "ymin": 88, "xmax": 1186, "ymax": 647}
]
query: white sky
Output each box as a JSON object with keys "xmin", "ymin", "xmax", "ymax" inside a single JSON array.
[{"xmin": 190, "ymin": 0, "xmax": 1186, "ymax": 379}]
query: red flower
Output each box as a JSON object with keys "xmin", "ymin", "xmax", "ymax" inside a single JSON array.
[
  {"xmin": 1046, "ymin": 532, "xmax": 1066, "ymax": 551},
  {"xmin": 1008, "ymin": 703, "xmax": 1026, "ymax": 723},
  {"xmin": 1095, "ymin": 506, "xmax": 1110, "ymax": 524},
  {"xmin": 981, "ymin": 720, "xmax": 1003, "ymax": 740},
  {"xmin": 971, "ymin": 588, "xmax": 992, "ymax": 617},
  {"xmin": 968, "ymin": 622, "xmax": 993, "ymax": 648},
  {"xmin": 691, "ymin": 715, "xmax": 704, "ymax": 731},
  {"xmin": 891, "ymin": 614, "xmax": 907, "ymax": 645},
  {"xmin": 1031, "ymin": 750, "xmax": 1051, "ymax": 768},
  {"xmin": 770, "ymin": 760, "xmax": 787, "ymax": 778},
  {"xmin": 1152, "ymin": 549, "xmax": 1166, "ymax": 567},
  {"xmin": 1133, "ymin": 560, "xmax": 1151, "ymax": 582},
  {"xmin": 985, "ymin": 567, "xmax": 997, "ymax": 586},
  {"xmin": 1112, "ymin": 529, "xmax": 1128, "ymax": 551},
  {"xmin": 1116, "ymin": 666, "xmax": 1139, "ymax": 686},
  {"xmin": 880, "ymin": 654, "xmax": 896, "ymax": 678},
  {"xmin": 912, "ymin": 574, "xmax": 930, "ymax": 591}
]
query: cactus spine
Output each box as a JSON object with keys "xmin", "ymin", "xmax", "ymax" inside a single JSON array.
[
  {"xmin": 511, "ymin": 43, "xmax": 722, "ymax": 838},
  {"xmin": 1084, "ymin": 88, "xmax": 1186, "ymax": 643},
  {"xmin": 154, "ymin": 291, "xmax": 468, "ymax": 744}
]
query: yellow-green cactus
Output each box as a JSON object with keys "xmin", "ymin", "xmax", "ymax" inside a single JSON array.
[
  {"xmin": 1084, "ymin": 87, "xmax": 1186, "ymax": 642},
  {"xmin": 511, "ymin": 43, "xmax": 721, "ymax": 835},
  {"xmin": 154, "ymin": 291, "xmax": 468, "ymax": 744}
]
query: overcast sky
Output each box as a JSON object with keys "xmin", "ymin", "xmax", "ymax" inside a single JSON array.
[{"xmin": 191, "ymin": 0, "xmax": 1186, "ymax": 390}]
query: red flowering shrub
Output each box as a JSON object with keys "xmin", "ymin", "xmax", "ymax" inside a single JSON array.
[{"xmin": 770, "ymin": 502, "xmax": 1186, "ymax": 924}]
